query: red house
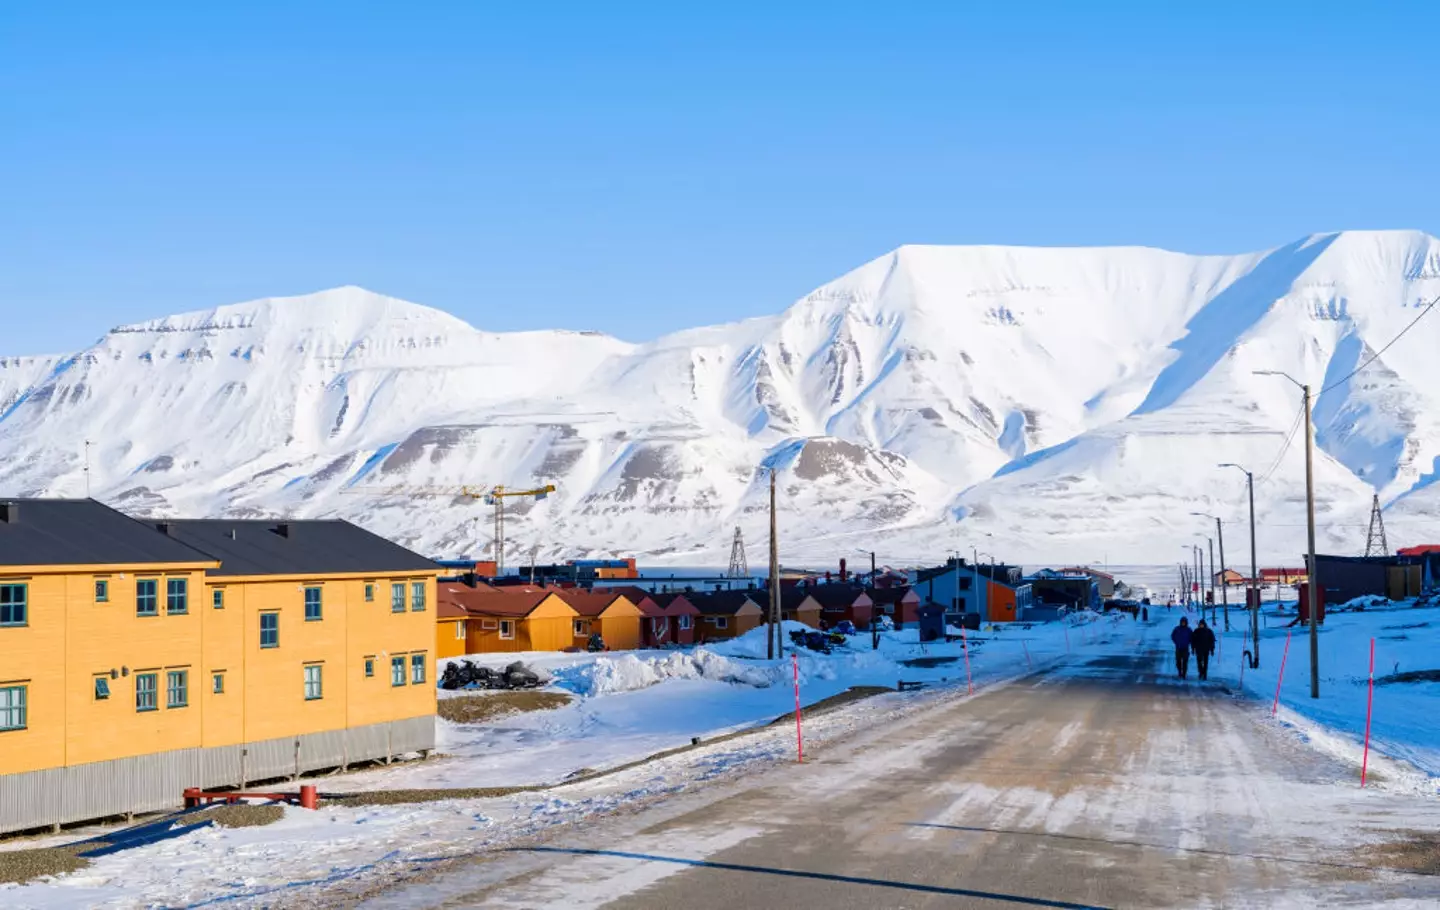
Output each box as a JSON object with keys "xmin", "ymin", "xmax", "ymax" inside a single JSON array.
[
  {"xmin": 649, "ymin": 592, "xmax": 702, "ymax": 645},
  {"xmin": 866, "ymin": 586, "xmax": 920, "ymax": 627},
  {"xmin": 809, "ymin": 585, "xmax": 874, "ymax": 630}
]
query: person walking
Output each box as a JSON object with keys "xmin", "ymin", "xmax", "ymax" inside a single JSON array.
[
  {"xmin": 1190, "ymin": 619, "xmax": 1217, "ymax": 681},
  {"xmin": 1171, "ymin": 617, "xmax": 1192, "ymax": 679}
]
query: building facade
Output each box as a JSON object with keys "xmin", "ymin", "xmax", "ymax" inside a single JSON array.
[{"xmin": 0, "ymin": 502, "xmax": 438, "ymax": 835}]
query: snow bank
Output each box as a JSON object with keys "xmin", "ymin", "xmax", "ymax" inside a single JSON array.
[{"xmin": 552, "ymin": 650, "xmax": 776, "ymax": 696}]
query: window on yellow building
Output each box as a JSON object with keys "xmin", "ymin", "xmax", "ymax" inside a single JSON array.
[
  {"xmin": 391, "ymin": 656, "xmax": 405, "ymax": 686},
  {"xmin": 166, "ymin": 579, "xmax": 188, "ymax": 614},
  {"xmin": 0, "ymin": 584, "xmax": 26, "ymax": 626},
  {"xmin": 304, "ymin": 665, "xmax": 323, "ymax": 700},
  {"xmin": 499, "ymin": 620, "xmax": 514, "ymax": 640},
  {"xmin": 167, "ymin": 670, "xmax": 188, "ymax": 708},
  {"xmin": 94, "ymin": 579, "xmax": 109, "ymax": 603},
  {"xmin": 136, "ymin": 580, "xmax": 158, "ymax": 616},
  {"xmin": 364, "ymin": 657, "xmax": 375, "ymax": 677},
  {"xmin": 481, "ymin": 619, "xmax": 498, "ymax": 630},
  {"xmin": 411, "ymin": 581, "xmax": 426, "ymax": 612},
  {"xmin": 304, "ymin": 586, "xmax": 322, "ymax": 621},
  {"xmin": 391, "ymin": 583, "xmax": 405, "ymax": 613},
  {"xmin": 456, "ymin": 621, "xmax": 467, "ymax": 639},
  {"xmin": 135, "ymin": 673, "xmax": 158, "ymax": 712},
  {"xmin": 213, "ymin": 672, "xmax": 225, "ymax": 694},
  {"xmin": 213, "ymin": 588, "xmax": 225, "ymax": 609},
  {"xmin": 573, "ymin": 619, "xmax": 589, "ymax": 636},
  {"xmin": 365, "ymin": 583, "xmax": 375, "ymax": 602},
  {"xmin": 411, "ymin": 653, "xmax": 426, "ymax": 685},
  {"xmin": 94, "ymin": 677, "xmax": 110, "ymax": 700},
  {"xmin": 260, "ymin": 612, "xmax": 279, "ymax": 648},
  {"xmin": 0, "ymin": 685, "xmax": 25, "ymax": 730}
]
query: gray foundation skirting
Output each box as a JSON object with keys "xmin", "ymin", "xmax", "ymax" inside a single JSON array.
[{"xmin": 0, "ymin": 714, "xmax": 434, "ymax": 835}]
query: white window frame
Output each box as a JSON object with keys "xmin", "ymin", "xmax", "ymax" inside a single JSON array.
[
  {"xmin": 712, "ymin": 616, "xmax": 729, "ymax": 629},
  {"xmin": 0, "ymin": 685, "xmax": 25, "ymax": 730},
  {"xmin": 455, "ymin": 620, "xmax": 467, "ymax": 639},
  {"xmin": 135, "ymin": 672, "xmax": 158, "ymax": 712},
  {"xmin": 481, "ymin": 618, "xmax": 498, "ymax": 630},
  {"xmin": 679, "ymin": 614, "xmax": 692, "ymax": 631},
  {"xmin": 166, "ymin": 669, "xmax": 188, "ymax": 708},
  {"xmin": 499, "ymin": 619, "xmax": 515, "ymax": 640},
  {"xmin": 304, "ymin": 664, "xmax": 323, "ymax": 700},
  {"xmin": 574, "ymin": 619, "xmax": 590, "ymax": 636}
]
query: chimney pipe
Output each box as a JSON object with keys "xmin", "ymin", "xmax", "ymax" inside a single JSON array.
[
  {"xmin": 840, "ymin": 558, "xmax": 847, "ymax": 582},
  {"xmin": 275, "ymin": 522, "xmax": 293, "ymax": 538},
  {"xmin": 0, "ymin": 503, "xmax": 16, "ymax": 524},
  {"xmin": 156, "ymin": 521, "xmax": 172, "ymax": 536}
]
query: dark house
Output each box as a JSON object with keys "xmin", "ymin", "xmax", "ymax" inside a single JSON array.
[{"xmin": 1310, "ymin": 554, "xmax": 1422, "ymax": 605}]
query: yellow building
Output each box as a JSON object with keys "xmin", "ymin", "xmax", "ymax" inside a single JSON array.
[
  {"xmin": 0, "ymin": 500, "xmax": 439, "ymax": 835},
  {"xmin": 437, "ymin": 584, "xmax": 579, "ymax": 654}
]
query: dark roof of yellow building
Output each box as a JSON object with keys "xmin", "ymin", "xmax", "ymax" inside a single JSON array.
[
  {"xmin": 0, "ymin": 498, "xmax": 218, "ymax": 567},
  {"xmin": 156, "ymin": 519, "xmax": 438, "ymax": 577}
]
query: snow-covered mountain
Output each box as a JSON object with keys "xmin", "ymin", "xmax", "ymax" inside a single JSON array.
[{"xmin": 5, "ymin": 230, "xmax": 1440, "ymax": 568}]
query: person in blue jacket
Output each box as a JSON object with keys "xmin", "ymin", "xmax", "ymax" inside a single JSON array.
[{"xmin": 1171, "ymin": 617, "xmax": 1193, "ymax": 679}]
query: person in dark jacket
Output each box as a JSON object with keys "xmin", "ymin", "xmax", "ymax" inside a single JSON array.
[
  {"xmin": 1171, "ymin": 617, "xmax": 1192, "ymax": 678},
  {"xmin": 1190, "ymin": 619, "xmax": 1217, "ymax": 681}
]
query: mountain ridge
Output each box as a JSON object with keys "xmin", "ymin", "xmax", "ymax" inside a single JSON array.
[{"xmin": 4, "ymin": 230, "xmax": 1440, "ymax": 567}]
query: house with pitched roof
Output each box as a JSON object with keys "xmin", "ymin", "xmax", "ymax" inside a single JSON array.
[
  {"xmin": 0, "ymin": 500, "xmax": 439, "ymax": 836},
  {"xmin": 688, "ymin": 590, "xmax": 764, "ymax": 641},
  {"xmin": 557, "ymin": 590, "xmax": 643, "ymax": 651}
]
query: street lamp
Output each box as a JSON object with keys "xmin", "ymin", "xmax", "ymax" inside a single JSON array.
[
  {"xmin": 1191, "ymin": 512, "xmax": 1230, "ymax": 631},
  {"xmin": 1255, "ymin": 370, "xmax": 1320, "ymax": 699},
  {"xmin": 1220, "ymin": 463, "xmax": 1260, "ymax": 667}
]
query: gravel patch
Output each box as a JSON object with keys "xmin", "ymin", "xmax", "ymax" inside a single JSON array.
[
  {"xmin": 437, "ymin": 691, "xmax": 572, "ymax": 724},
  {"xmin": 0, "ymin": 844, "xmax": 98, "ymax": 885},
  {"xmin": 208, "ymin": 804, "xmax": 286, "ymax": 828}
]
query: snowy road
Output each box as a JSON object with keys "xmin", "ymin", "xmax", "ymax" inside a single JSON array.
[{"xmin": 357, "ymin": 626, "xmax": 1440, "ymax": 909}]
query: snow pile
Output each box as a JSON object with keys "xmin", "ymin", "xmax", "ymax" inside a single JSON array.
[
  {"xmin": 1335, "ymin": 594, "xmax": 1390, "ymax": 611},
  {"xmin": 552, "ymin": 650, "xmax": 776, "ymax": 697}
]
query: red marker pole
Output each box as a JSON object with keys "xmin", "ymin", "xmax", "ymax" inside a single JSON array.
[
  {"xmin": 792, "ymin": 653, "xmax": 804, "ymax": 763},
  {"xmin": 1272, "ymin": 630, "xmax": 1292, "ymax": 717},
  {"xmin": 1361, "ymin": 638, "xmax": 1376, "ymax": 788},
  {"xmin": 960, "ymin": 626, "xmax": 974, "ymax": 695}
]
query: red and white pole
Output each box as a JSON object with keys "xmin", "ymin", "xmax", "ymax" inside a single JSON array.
[
  {"xmin": 792, "ymin": 652, "xmax": 804, "ymax": 763},
  {"xmin": 1361, "ymin": 637, "xmax": 1376, "ymax": 788},
  {"xmin": 960, "ymin": 627, "xmax": 974, "ymax": 695},
  {"xmin": 1272, "ymin": 630, "xmax": 1292, "ymax": 717}
]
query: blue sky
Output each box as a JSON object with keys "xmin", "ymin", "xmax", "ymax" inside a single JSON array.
[{"xmin": 4, "ymin": 1, "xmax": 1439, "ymax": 354}]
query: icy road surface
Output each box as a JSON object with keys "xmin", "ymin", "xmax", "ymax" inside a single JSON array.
[{"xmin": 360, "ymin": 619, "xmax": 1440, "ymax": 909}]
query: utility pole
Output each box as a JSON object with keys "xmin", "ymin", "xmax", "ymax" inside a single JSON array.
[
  {"xmin": 1256, "ymin": 370, "xmax": 1320, "ymax": 698},
  {"xmin": 1303, "ymin": 383, "xmax": 1319, "ymax": 699},
  {"xmin": 1207, "ymin": 536, "xmax": 1215, "ymax": 623},
  {"xmin": 1215, "ymin": 517, "xmax": 1229, "ymax": 631},
  {"xmin": 1220, "ymin": 464, "xmax": 1259, "ymax": 666},
  {"xmin": 768, "ymin": 468, "xmax": 780, "ymax": 661}
]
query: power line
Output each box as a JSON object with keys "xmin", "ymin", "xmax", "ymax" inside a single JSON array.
[
  {"xmin": 1320, "ymin": 294, "xmax": 1440, "ymax": 395},
  {"xmin": 1256, "ymin": 403, "xmax": 1305, "ymax": 486}
]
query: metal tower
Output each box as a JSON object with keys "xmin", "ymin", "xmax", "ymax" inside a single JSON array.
[
  {"xmin": 727, "ymin": 525, "xmax": 748, "ymax": 578},
  {"xmin": 1364, "ymin": 494, "xmax": 1389, "ymax": 557}
]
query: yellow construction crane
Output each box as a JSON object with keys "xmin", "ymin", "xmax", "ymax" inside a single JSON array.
[{"xmin": 342, "ymin": 482, "xmax": 555, "ymax": 575}]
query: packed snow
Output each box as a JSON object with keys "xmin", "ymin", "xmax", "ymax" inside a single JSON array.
[{"xmin": 5, "ymin": 232, "xmax": 1440, "ymax": 565}]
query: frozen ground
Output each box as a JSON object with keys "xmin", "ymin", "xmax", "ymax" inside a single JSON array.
[
  {"xmin": 0, "ymin": 619, "xmax": 1084, "ymax": 909},
  {"xmin": 1196, "ymin": 596, "xmax": 1440, "ymax": 788}
]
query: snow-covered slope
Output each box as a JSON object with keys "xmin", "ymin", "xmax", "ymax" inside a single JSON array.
[{"xmin": 4, "ymin": 232, "xmax": 1440, "ymax": 566}]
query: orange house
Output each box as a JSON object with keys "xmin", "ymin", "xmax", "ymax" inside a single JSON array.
[
  {"xmin": 778, "ymin": 588, "xmax": 822, "ymax": 627},
  {"xmin": 437, "ymin": 585, "xmax": 578, "ymax": 653},
  {"xmin": 809, "ymin": 585, "xmax": 875, "ymax": 629},
  {"xmin": 688, "ymin": 591, "xmax": 764, "ymax": 641},
  {"xmin": 558, "ymin": 591, "xmax": 643, "ymax": 651}
]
